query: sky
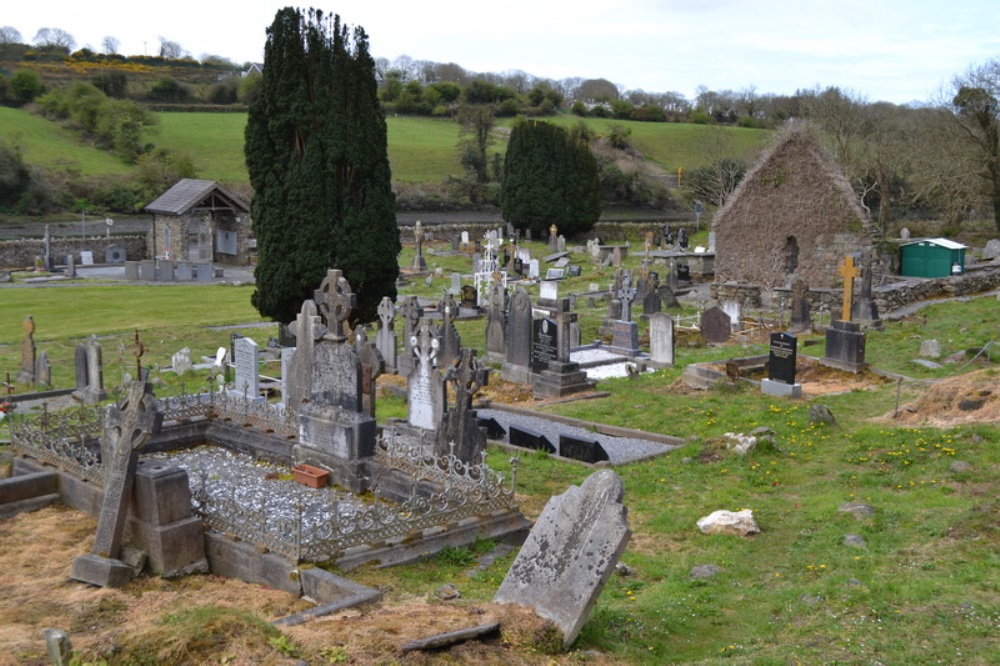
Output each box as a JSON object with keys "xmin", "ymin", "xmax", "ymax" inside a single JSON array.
[{"xmin": 5, "ymin": 0, "xmax": 999, "ymax": 105}]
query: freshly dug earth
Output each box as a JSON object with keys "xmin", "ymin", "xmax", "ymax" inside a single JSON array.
[{"xmin": 881, "ymin": 369, "xmax": 1000, "ymax": 427}]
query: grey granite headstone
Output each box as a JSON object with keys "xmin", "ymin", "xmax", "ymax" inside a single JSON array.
[
  {"xmin": 437, "ymin": 294, "xmax": 462, "ymax": 369},
  {"xmin": 65, "ymin": 254, "xmax": 76, "ymax": 278},
  {"xmin": 287, "ymin": 299, "xmax": 326, "ymax": 412},
  {"xmin": 485, "ymin": 282, "xmax": 509, "ymax": 363},
  {"xmin": 721, "ymin": 300, "xmax": 741, "ymax": 329},
  {"xmin": 494, "ymin": 469, "xmax": 630, "ymax": 646},
  {"xmin": 398, "ymin": 296, "xmax": 424, "ymax": 377},
  {"xmin": 17, "ymin": 315, "xmax": 36, "ymax": 384},
  {"xmin": 788, "ymin": 277, "xmax": 812, "ymax": 334},
  {"xmin": 34, "ymin": 350, "xmax": 51, "ymax": 388}
]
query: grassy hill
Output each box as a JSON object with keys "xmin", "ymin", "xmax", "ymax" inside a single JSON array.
[{"xmin": 1, "ymin": 106, "xmax": 770, "ymax": 187}]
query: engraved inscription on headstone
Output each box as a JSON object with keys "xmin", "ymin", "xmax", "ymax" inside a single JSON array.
[
  {"xmin": 531, "ymin": 317, "xmax": 559, "ymax": 373},
  {"xmin": 768, "ymin": 332, "xmax": 797, "ymax": 385}
]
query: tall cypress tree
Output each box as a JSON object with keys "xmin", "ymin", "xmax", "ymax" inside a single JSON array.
[
  {"xmin": 500, "ymin": 119, "xmax": 601, "ymax": 236},
  {"xmin": 245, "ymin": 8, "xmax": 399, "ymax": 325}
]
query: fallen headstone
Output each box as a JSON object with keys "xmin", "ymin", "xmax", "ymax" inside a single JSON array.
[
  {"xmin": 509, "ymin": 424, "xmax": 555, "ymax": 453},
  {"xmin": 494, "ymin": 469, "xmax": 630, "ymax": 647}
]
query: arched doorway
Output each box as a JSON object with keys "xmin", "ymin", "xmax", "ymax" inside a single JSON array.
[{"xmin": 783, "ymin": 235, "xmax": 799, "ymax": 275}]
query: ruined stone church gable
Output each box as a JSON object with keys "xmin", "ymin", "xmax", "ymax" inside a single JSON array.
[{"xmin": 713, "ymin": 124, "xmax": 873, "ymax": 289}]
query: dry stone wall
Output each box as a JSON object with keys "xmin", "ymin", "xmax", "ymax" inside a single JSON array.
[{"xmin": 0, "ymin": 236, "xmax": 147, "ymax": 269}]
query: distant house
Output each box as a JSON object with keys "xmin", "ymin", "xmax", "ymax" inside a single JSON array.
[
  {"xmin": 712, "ymin": 122, "xmax": 876, "ymax": 289},
  {"xmin": 243, "ymin": 63, "xmax": 263, "ymax": 78},
  {"xmin": 145, "ymin": 179, "xmax": 252, "ymax": 265}
]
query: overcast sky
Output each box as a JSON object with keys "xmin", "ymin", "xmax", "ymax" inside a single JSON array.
[{"xmin": 6, "ymin": 0, "xmax": 999, "ymax": 105}]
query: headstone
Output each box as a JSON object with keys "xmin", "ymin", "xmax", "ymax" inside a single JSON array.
[
  {"xmin": 567, "ymin": 265, "xmax": 581, "ymax": 277},
  {"xmin": 71, "ymin": 382, "xmax": 162, "ymax": 588},
  {"xmin": 708, "ymin": 231, "xmax": 717, "ymax": 252},
  {"xmin": 460, "ymin": 284, "xmax": 478, "ymax": 309},
  {"xmin": 451, "ymin": 234, "xmax": 460, "ymax": 251},
  {"xmin": 231, "ymin": 336, "xmax": 262, "ymax": 401},
  {"xmin": 677, "ymin": 228, "xmax": 689, "ymax": 250},
  {"xmin": 788, "ymin": 277, "xmax": 812, "ymax": 334},
  {"xmin": 545, "ymin": 268, "xmax": 565, "ymax": 280},
  {"xmin": 354, "ymin": 326, "xmax": 384, "ymax": 418},
  {"xmin": 461, "ymin": 230, "xmax": 470, "ymax": 245},
  {"xmin": 17, "ymin": 315, "xmax": 36, "ymax": 384},
  {"xmin": 437, "ymin": 294, "xmax": 462, "ymax": 369},
  {"xmin": 700, "ymin": 306, "xmax": 732, "ymax": 343},
  {"xmin": 822, "ymin": 320, "xmax": 867, "ymax": 373},
  {"xmin": 494, "ymin": 469, "xmax": 630, "ymax": 646},
  {"xmin": 528, "ymin": 259, "xmax": 540, "ymax": 279},
  {"xmin": 436, "ymin": 348, "xmax": 488, "ymax": 463},
  {"xmin": 557, "ymin": 234, "xmax": 566, "ymax": 252},
  {"xmin": 485, "ymin": 282, "xmax": 509, "ymax": 362},
  {"xmin": 450, "ymin": 273, "xmax": 461, "ymax": 295},
  {"xmin": 648, "ymin": 313, "xmax": 674, "ymax": 367},
  {"xmin": 278, "ymin": 346, "xmax": 295, "ymax": 406},
  {"xmin": 501, "ymin": 287, "xmax": 533, "ymax": 383},
  {"xmin": 407, "ymin": 322, "xmax": 445, "ymax": 431},
  {"xmin": 899, "ymin": 227, "xmax": 911, "ymax": 241},
  {"xmin": 548, "ymin": 224, "xmax": 559, "ymax": 251},
  {"xmin": 80, "ymin": 251, "xmax": 94, "ymax": 266},
  {"xmin": 762, "ymin": 332, "xmax": 801, "ymax": 398},
  {"xmin": 531, "ymin": 317, "xmax": 559, "ymax": 373},
  {"xmin": 172, "ymin": 347, "xmax": 192, "ymax": 375},
  {"xmin": 376, "ymin": 297, "xmax": 398, "ymax": 372},
  {"xmin": 641, "ymin": 271, "xmax": 661, "ymax": 316},
  {"xmin": 721, "ymin": 300, "xmax": 741, "ymax": 330},
  {"xmin": 411, "ymin": 220, "xmax": 427, "ymax": 271},
  {"xmin": 852, "ymin": 251, "xmax": 882, "ymax": 330},
  {"xmin": 43, "ymin": 224, "xmax": 53, "ymax": 271},
  {"xmin": 34, "ymin": 350, "xmax": 51, "ymax": 388},
  {"xmin": 617, "ymin": 273, "xmax": 637, "ymax": 322},
  {"xmin": 398, "ymin": 296, "xmax": 424, "ymax": 377},
  {"xmin": 612, "ymin": 246, "xmax": 623, "ymax": 267},
  {"xmin": 66, "ymin": 254, "xmax": 76, "ymax": 278},
  {"xmin": 286, "ymin": 299, "xmax": 325, "ymax": 412}
]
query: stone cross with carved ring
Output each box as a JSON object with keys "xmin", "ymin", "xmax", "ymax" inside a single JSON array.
[{"xmin": 314, "ymin": 269, "xmax": 354, "ymax": 341}]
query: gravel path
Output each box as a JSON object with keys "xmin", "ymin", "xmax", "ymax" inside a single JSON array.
[{"xmin": 477, "ymin": 408, "xmax": 678, "ymax": 464}]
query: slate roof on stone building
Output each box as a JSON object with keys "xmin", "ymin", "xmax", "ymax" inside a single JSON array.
[
  {"xmin": 712, "ymin": 121, "xmax": 876, "ymax": 289},
  {"xmin": 145, "ymin": 179, "xmax": 249, "ymax": 216}
]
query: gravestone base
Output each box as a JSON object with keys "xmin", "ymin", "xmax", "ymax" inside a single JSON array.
[
  {"xmin": 821, "ymin": 320, "xmax": 867, "ymax": 373},
  {"xmin": 227, "ymin": 390, "xmax": 265, "ymax": 404},
  {"xmin": 852, "ymin": 298, "xmax": 883, "ymax": 331},
  {"xmin": 297, "ymin": 405, "xmax": 377, "ymax": 493},
  {"xmin": 761, "ymin": 378, "xmax": 803, "ymax": 399},
  {"xmin": 500, "ymin": 362, "xmax": 531, "ymax": 385},
  {"xmin": 533, "ymin": 362, "xmax": 593, "ymax": 398},
  {"xmin": 70, "ymin": 553, "xmax": 135, "ymax": 588}
]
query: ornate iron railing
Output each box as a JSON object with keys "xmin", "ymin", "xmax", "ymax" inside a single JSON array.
[
  {"xmin": 8, "ymin": 404, "xmax": 104, "ymax": 484},
  {"xmin": 189, "ymin": 432, "xmax": 520, "ymax": 563},
  {"xmin": 155, "ymin": 390, "xmax": 299, "ymax": 438}
]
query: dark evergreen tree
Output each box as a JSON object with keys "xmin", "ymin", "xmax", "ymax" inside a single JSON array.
[
  {"xmin": 245, "ymin": 8, "xmax": 399, "ymax": 325},
  {"xmin": 500, "ymin": 119, "xmax": 601, "ymax": 237}
]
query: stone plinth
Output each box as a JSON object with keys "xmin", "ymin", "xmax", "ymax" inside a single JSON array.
[
  {"xmin": 761, "ymin": 378, "xmax": 803, "ymax": 398},
  {"xmin": 296, "ymin": 404, "xmax": 376, "ymax": 493},
  {"xmin": 822, "ymin": 320, "xmax": 867, "ymax": 373}
]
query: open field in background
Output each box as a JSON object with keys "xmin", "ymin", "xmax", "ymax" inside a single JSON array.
[
  {"xmin": 0, "ymin": 106, "xmax": 132, "ymax": 176},
  {"xmin": 2, "ymin": 106, "xmax": 771, "ymax": 188}
]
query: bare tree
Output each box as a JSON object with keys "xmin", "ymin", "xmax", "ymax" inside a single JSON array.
[
  {"xmin": 0, "ymin": 26, "xmax": 23, "ymax": 60},
  {"xmin": 950, "ymin": 58, "xmax": 1000, "ymax": 233},
  {"xmin": 158, "ymin": 37, "xmax": 186, "ymax": 59},
  {"xmin": 33, "ymin": 27, "xmax": 75, "ymax": 53},
  {"xmin": 391, "ymin": 54, "xmax": 417, "ymax": 82},
  {"xmin": 102, "ymin": 35, "xmax": 120, "ymax": 54}
]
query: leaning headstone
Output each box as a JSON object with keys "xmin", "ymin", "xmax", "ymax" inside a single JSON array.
[
  {"xmin": 700, "ymin": 306, "xmax": 731, "ymax": 344},
  {"xmin": 648, "ymin": 313, "xmax": 674, "ymax": 367},
  {"xmin": 71, "ymin": 382, "xmax": 161, "ymax": 588},
  {"xmin": 494, "ymin": 469, "xmax": 630, "ymax": 647},
  {"xmin": 407, "ymin": 322, "xmax": 446, "ymax": 431},
  {"xmin": 761, "ymin": 332, "xmax": 801, "ymax": 398}
]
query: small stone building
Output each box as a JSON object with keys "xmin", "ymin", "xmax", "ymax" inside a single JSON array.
[
  {"xmin": 145, "ymin": 179, "xmax": 252, "ymax": 265},
  {"xmin": 712, "ymin": 122, "xmax": 875, "ymax": 290}
]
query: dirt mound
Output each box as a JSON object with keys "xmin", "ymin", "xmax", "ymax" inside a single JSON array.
[{"xmin": 881, "ymin": 369, "xmax": 1000, "ymax": 427}]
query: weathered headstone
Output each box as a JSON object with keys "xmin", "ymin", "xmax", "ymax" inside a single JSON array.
[
  {"xmin": 788, "ymin": 277, "xmax": 812, "ymax": 334},
  {"xmin": 376, "ymin": 297, "xmax": 398, "ymax": 373},
  {"xmin": 721, "ymin": 300, "xmax": 741, "ymax": 330},
  {"xmin": 548, "ymin": 224, "xmax": 559, "ymax": 251},
  {"xmin": 34, "ymin": 350, "xmax": 51, "ymax": 388},
  {"xmin": 437, "ymin": 294, "xmax": 462, "ymax": 369},
  {"xmin": 762, "ymin": 332, "xmax": 801, "ymax": 398},
  {"xmin": 231, "ymin": 336, "xmax": 262, "ymax": 402},
  {"xmin": 17, "ymin": 315, "xmax": 35, "ymax": 384},
  {"xmin": 485, "ymin": 282, "xmax": 509, "ymax": 363},
  {"xmin": 407, "ymin": 322, "xmax": 445, "ymax": 431},
  {"xmin": 71, "ymin": 382, "xmax": 162, "ymax": 588},
  {"xmin": 648, "ymin": 313, "xmax": 674, "ymax": 367},
  {"xmin": 852, "ymin": 251, "xmax": 883, "ymax": 330},
  {"xmin": 397, "ymin": 296, "xmax": 424, "ymax": 377},
  {"xmin": 73, "ymin": 335, "xmax": 106, "ymax": 403},
  {"xmin": 287, "ymin": 299, "xmax": 326, "ymax": 412},
  {"xmin": 354, "ymin": 325, "xmax": 384, "ymax": 418},
  {"xmin": 501, "ymin": 287, "xmax": 533, "ymax": 383},
  {"xmin": 171, "ymin": 346, "xmax": 192, "ymax": 375},
  {"xmin": 700, "ymin": 306, "xmax": 732, "ymax": 343},
  {"xmin": 436, "ymin": 348, "xmax": 488, "ymax": 463},
  {"xmin": 65, "ymin": 254, "xmax": 76, "ymax": 278},
  {"xmin": 494, "ymin": 469, "xmax": 630, "ymax": 646},
  {"xmin": 411, "ymin": 220, "xmax": 427, "ymax": 270}
]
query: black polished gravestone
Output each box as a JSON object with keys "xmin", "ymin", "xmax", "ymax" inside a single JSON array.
[
  {"xmin": 761, "ymin": 331, "xmax": 802, "ymax": 398},
  {"xmin": 509, "ymin": 424, "xmax": 556, "ymax": 453},
  {"xmin": 559, "ymin": 434, "xmax": 610, "ymax": 464},
  {"xmin": 530, "ymin": 317, "xmax": 559, "ymax": 373},
  {"xmin": 476, "ymin": 416, "xmax": 507, "ymax": 440}
]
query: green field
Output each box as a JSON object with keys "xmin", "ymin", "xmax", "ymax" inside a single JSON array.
[{"xmin": 2, "ymin": 106, "xmax": 770, "ymax": 187}]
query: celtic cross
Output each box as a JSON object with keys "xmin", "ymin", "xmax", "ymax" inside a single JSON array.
[{"xmin": 314, "ymin": 269, "xmax": 354, "ymax": 341}]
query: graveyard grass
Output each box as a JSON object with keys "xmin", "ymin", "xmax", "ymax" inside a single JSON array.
[{"xmin": 1, "ymin": 238, "xmax": 998, "ymax": 665}]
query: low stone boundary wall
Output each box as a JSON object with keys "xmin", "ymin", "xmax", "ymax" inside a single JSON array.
[
  {"xmin": 712, "ymin": 264, "xmax": 1000, "ymax": 316},
  {"xmin": 0, "ymin": 235, "xmax": 147, "ymax": 269}
]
